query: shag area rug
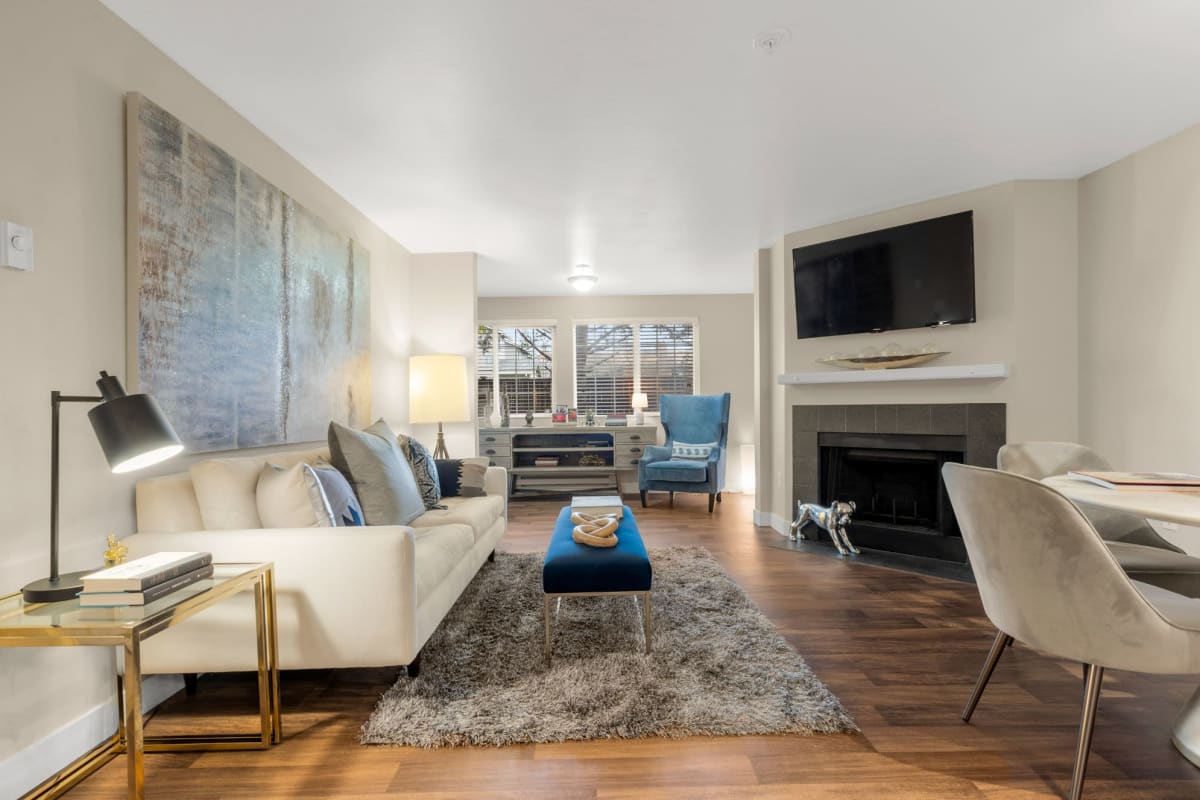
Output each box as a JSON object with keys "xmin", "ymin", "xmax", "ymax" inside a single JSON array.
[{"xmin": 361, "ymin": 545, "xmax": 855, "ymax": 747}]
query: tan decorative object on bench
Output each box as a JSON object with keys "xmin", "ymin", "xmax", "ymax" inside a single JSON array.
[{"xmin": 572, "ymin": 513, "xmax": 619, "ymax": 547}]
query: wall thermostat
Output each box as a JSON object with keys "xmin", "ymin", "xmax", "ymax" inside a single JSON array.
[{"xmin": 1, "ymin": 221, "xmax": 34, "ymax": 271}]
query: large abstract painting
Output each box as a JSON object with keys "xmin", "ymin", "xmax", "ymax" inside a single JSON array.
[{"xmin": 126, "ymin": 93, "xmax": 370, "ymax": 452}]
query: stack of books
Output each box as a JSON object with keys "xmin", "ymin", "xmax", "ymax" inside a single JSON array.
[
  {"xmin": 604, "ymin": 415, "xmax": 628, "ymax": 427},
  {"xmin": 571, "ymin": 495, "xmax": 624, "ymax": 518},
  {"xmin": 534, "ymin": 456, "xmax": 560, "ymax": 467},
  {"xmin": 78, "ymin": 552, "xmax": 214, "ymax": 610}
]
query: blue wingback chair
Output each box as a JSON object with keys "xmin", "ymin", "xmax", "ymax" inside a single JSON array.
[{"xmin": 638, "ymin": 393, "xmax": 731, "ymax": 512}]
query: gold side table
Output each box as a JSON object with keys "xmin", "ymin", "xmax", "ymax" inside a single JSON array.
[{"xmin": 1, "ymin": 562, "xmax": 281, "ymax": 800}]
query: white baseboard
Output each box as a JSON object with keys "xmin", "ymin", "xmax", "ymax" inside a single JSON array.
[
  {"xmin": 1, "ymin": 674, "xmax": 183, "ymax": 798},
  {"xmin": 753, "ymin": 509, "xmax": 790, "ymax": 535}
]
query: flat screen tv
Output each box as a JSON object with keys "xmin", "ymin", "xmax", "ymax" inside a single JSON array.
[{"xmin": 792, "ymin": 210, "xmax": 975, "ymax": 339}]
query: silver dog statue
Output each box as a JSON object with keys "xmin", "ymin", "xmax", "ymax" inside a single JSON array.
[{"xmin": 789, "ymin": 500, "xmax": 860, "ymax": 556}]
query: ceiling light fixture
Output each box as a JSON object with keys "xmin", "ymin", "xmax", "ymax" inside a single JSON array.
[{"xmin": 567, "ymin": 263, "xmax": 598, "ymax": 292}]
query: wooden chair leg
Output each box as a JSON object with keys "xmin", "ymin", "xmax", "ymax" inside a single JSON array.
[
  {"xmin": 1068, "ymin": 664, "xmax": 1104, "ymax": 800},
  {"xmin": 669, "ymin": 491, "xmax": 675, "ymax": 506},
  {"xmin": 708, "ymin": 493, "xmax": 715, "ymax": 513},
  {"xmin": 716, "ymin": 492, "xmax": 723, "ymax": 503},
  {"xmin": 640, "ymin": 490, "xmax": 647, "ymax": 508},
  {"xmin": 962, "ymin": 630, "xmax": 1013, "ymax": 722},
  {"xmin": 183, "ymin": 673, "xmax": 198, "ymax": 697}
]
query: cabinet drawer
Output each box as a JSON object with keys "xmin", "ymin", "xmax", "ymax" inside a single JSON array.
[
  {"xmin": 617, "ymin": 456, "xmax": 642, "ymax": 469},
  {"xmin": 479, "ymin": 432, "xmax": 512, "ymax": 447},
  {"xmin": 617, "ymin": 444, "xmax": 645, "ymax": 458},
  {"xmin": 479, "ymin": 444, "xmax": 511, "ymax": 458},
  {"xmin": 485, "ymin": 456, "xmax": 513, "ymax": 469},
  {"xmin": 613, "ymin": 431, "xmax": 653, "ymax": 445}
]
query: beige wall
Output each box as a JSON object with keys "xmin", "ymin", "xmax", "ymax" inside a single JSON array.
[
  {"xmin": 757, "ymin": 180, "xmax": 1079, "ymax": 524},
  {"xmin": 408, "ymin": 253, "xmax": 479, "ymax": 458},
  {"xmin": 1079, "ymin": 123, "xmax": 1200, "ymax": 474},
  {"xmin": 478, "ymin": 294, "xmax": 755, "ymax": 491},
  {"xmin": 0, "ymin": 0, "xmax": 413, "ymax": 783}
]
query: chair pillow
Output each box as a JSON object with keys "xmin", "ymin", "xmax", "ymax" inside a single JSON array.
[
  {"xmin": 328, "ymin": 419, "xmax": 425, "ymax": 526},
  {"xmin": 434, "ymin": 457, "xmax": 491, "ymax": 498},
  {"xmin": 190, "ymin": 457, "xmax": 265, "ymax": 530},
  {"xmin": 671, "ymin": 440, "xmax": 718, "ymax": 461},
  {"xmin": 397, "ymin": 433, "xmax": 443, "ymax": 510},
  {"xmin": 257, "ymin": 462, "xmax": 333, "ymax": 528}
]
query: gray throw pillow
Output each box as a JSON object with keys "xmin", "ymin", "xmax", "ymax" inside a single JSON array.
[
  {"xmin": 327, "ymin": 419, "xmax": 425, "ymax": 526},
  {"xmin": 310, "ymin": 462, "xmax": 365, "ymax": 526}
]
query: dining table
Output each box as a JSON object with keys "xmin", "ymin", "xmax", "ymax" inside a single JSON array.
[{"xmin": 1044, "ymin": 474, "xmax": 1200, "ymax": 768}]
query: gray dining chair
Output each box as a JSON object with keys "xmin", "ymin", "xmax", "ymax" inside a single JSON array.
[
  {"xmin": 998, "ymin": 441, "xmax": 1200, "ymax": 596},
  {"xmin": 942, "ymin": 463, "xmax": 1200, "ymax": 800}
]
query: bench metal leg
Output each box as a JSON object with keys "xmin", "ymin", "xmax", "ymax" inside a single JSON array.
[
  {"xmin": 544, "ymin": 595, "xmax": 553, "ymax": 662},
  {"xmin": 642, "ymin": 591, "xmax": 652, "ymax": 653}
]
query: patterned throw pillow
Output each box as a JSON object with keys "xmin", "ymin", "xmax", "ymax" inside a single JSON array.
[
  {"xmin": 309, "ymin": 462, "xmax": 365, "ymax": 526},
  {"xmin": 434, "ymin": 457, "xmax": 491, "ymax": 497},
  {"xmin": 671, "ymin": 440, "xmax": 718, "ymax": 461},
  {"xmin": 397, "ymin": 434, "xmax": 443, "ymax": 510}
]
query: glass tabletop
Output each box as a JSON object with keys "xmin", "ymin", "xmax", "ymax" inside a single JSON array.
[{"xmin": 0, "ymin": 563, "xmax": 269, "ymax": 633}]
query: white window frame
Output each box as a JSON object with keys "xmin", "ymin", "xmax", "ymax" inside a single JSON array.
[
  {"xmin": 477, "ymin": 319, "xmax": 558, "ymax": 418},
  {"xmin": 571, "ymin": 316, "xmax": 700, "ymax": 413}
]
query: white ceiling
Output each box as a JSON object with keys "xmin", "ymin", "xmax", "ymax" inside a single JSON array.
[{"xmin": 102, "ymin": 0, "xmax": 1200, "ymax": 297}]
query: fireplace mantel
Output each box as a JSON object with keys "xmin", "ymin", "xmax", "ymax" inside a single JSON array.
[{"xmin": 778, "ymin": 363, "xmax": 1008, "ymax": 385}]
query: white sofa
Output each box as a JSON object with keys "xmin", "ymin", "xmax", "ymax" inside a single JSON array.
[{"xmin": 121, "ymin": 446, "xmax": 507, "ymax": 675}]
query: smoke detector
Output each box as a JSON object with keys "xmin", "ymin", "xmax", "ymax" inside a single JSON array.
[{"xmin": 753, "ymin": 28, "xmax": 791, "ymax": 55}]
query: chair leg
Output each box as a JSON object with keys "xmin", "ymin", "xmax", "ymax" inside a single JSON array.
[
  {"xmin": 669, "ymin": 491, "xmax": 674, "ymax": 506},
  {"xmin": 708, "ymin": 493, "xmax": 715, "ymax": 513},
  {"xmin": 407, "ymin": 651, "xmax": 422, "ymax": 678},
  {"xmin": 640, "ymin": 490, "xmax": 647, "ymax": 508},
  {"xmin": 716, "ymin": 492, "xmax": 722, "ymax": 503},
  {"xmin": 487, "ymin": 549, "xmax": 496, "ymax": 563},
  {"xmin": 962, "ymin": 630, "xmax": 1014, "ymax": 722},
  {"xmin": 1069, "ymin": 664, "xmax": 1105, "ymax": 800},
  {"xmin": 183, "ymin": 673, "xmax": 198, "ymax": 697}
]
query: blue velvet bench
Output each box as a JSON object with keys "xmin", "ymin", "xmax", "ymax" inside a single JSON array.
[{"xmin": 542, "ymin": 505, "xmax": 653, "ymax": 660}]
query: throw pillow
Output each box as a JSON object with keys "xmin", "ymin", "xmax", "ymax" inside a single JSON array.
[
  {"xmin": 434, "ymin": 457, "xmax": 491, "ymax": 497},
  {"xmin": 309, "ymin": 462, "xmax": 365, "ymax": 526},
  {"xmin": 671, "ymin": 440, "xmax": 718, "ymax": 461},
  {"xmin": 190, "ymin": 457, "xmax": 265, "ymax": 530},
  {"xmin": 328, "ymin": 419, "xmax": 425, "ymax": 526},
  {"xmin": 396, "ymin": 433, "xmax": 443, "ymax": 510},
  {"xmin": 256, "ymin": 462, "xmax": 333, "ymax": 528}
]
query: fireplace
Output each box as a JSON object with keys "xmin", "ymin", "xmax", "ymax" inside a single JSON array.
[{"xmin": 792, "ymin": 404, "xmax": 1005, "ymax": 563}]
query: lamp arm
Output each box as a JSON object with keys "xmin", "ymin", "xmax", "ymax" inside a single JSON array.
[{"xmin": 48, "ymin": 391, "xmax": 103, "ymax": 582}]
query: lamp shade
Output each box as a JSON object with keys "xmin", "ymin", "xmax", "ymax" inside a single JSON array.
[
  {"xmin": 409, "ymin": 354, "xmax": 471, "ymax": 424},
  {"xmin": 87, "ymin": 372, "xmax": 183, "ymax": 473},
  {"xmin": 631, "ymin": 392, "xmax": 649, "ymax": 410}
]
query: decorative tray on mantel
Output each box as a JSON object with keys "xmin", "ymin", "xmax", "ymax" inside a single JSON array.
[{"xmin": 817, "ymin": 351, "xmax": 949, "ymax": 370}]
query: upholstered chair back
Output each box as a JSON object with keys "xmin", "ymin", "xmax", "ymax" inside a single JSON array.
[
  {"xmin": 659, "ymin": 393, "xmax": 730, "ymax": 448},
  {"xmin": 941, "ymin": 463, "xmax": 1199, "ymax": 673},
  {"xmin": 997, "ymin": 441, "xmax": 1111, "ymax": 479}
]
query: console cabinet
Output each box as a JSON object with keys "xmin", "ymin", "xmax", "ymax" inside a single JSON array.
[{"xmin": 478, "ymin": 425, "xmax": 658, "ymax": 496}]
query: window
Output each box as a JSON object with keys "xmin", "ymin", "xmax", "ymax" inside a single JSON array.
[
  {"xmin": 574, "ymin": 324, "xmax": 635, "ymax": 415},
  {"xmin": 476, "ymin": 325, "xmax": 554, "ymax": 417},
  {"xmin": 638, "ymin": 323, "xmax": 694, "ymax": 412},
  {"xmin": 574, "ymin": 321, "xmax": 695, "ymax": 414}
]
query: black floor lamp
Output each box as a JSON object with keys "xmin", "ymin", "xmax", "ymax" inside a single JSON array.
[{"xmin": 22, "ymin": 371, "xmax": 184, "ymax": 603}]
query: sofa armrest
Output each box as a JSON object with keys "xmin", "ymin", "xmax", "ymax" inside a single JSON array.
[
  {"xmin": 121, "ymin": 525, "xmax": 421, "ymax": 668},
  {"xmin": 485, "ymin": 465, "xmax": 508, "ymax": 505}
]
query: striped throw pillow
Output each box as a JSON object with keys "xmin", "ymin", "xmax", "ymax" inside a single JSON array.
[{"xmin": 671, "ymin": 440, "xmax": 718, "ymax": 461}]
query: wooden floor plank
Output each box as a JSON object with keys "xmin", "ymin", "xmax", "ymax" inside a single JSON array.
[{"xmin": 61, "ymin": 493, "xmax": 1200, "ymax": 798}]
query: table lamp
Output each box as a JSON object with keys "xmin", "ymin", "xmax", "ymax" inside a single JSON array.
[
  {"xmin": 22, "ymin": 371, "xmax": 184, "ymax": 603},
  {"xmin": 409, "ymin": 354, "xmax": 470, "ymax": 459},
  {"xmin": 631, "ymin": 392, "xmax": 649, "ymax": 426}
]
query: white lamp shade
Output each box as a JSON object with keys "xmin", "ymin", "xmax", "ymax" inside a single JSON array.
[
  {"xmin": 631, "ymin": 392, "xmax": 649, "ymax": 410},
  {"xmin": 409, "ymin": 354, "xmax": 471, "ymax": 424}
]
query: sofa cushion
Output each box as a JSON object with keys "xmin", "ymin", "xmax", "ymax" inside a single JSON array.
[
  {"xmin": 328, "ymin": 420, "xmax": 425, "ymax": 526},
  {"xmin": 398, "ymin": 434, "xmax": 442, "ymax": 510},
  {"xmin": 644, "ymin": 459, "xmax": 708, "ymax": 483},
  {"xmin": 412, "ymin": 523, "xmax": 476, "ymax": 605},
  {"xmin": 190, "ymin": 457, "xmax": 264, "ymax": 530},
  {"xmin": 411, "ymin": 495, "xmax": 505, "ymax": 542},
  {"xmin": 256, "ymin": 462, "xmax": 332, "ymax": 528}
]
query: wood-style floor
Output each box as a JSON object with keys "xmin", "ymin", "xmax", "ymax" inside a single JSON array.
[{"xmin": 66, "ymin": 494, "xmax": 1200, "ymax": 799}]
